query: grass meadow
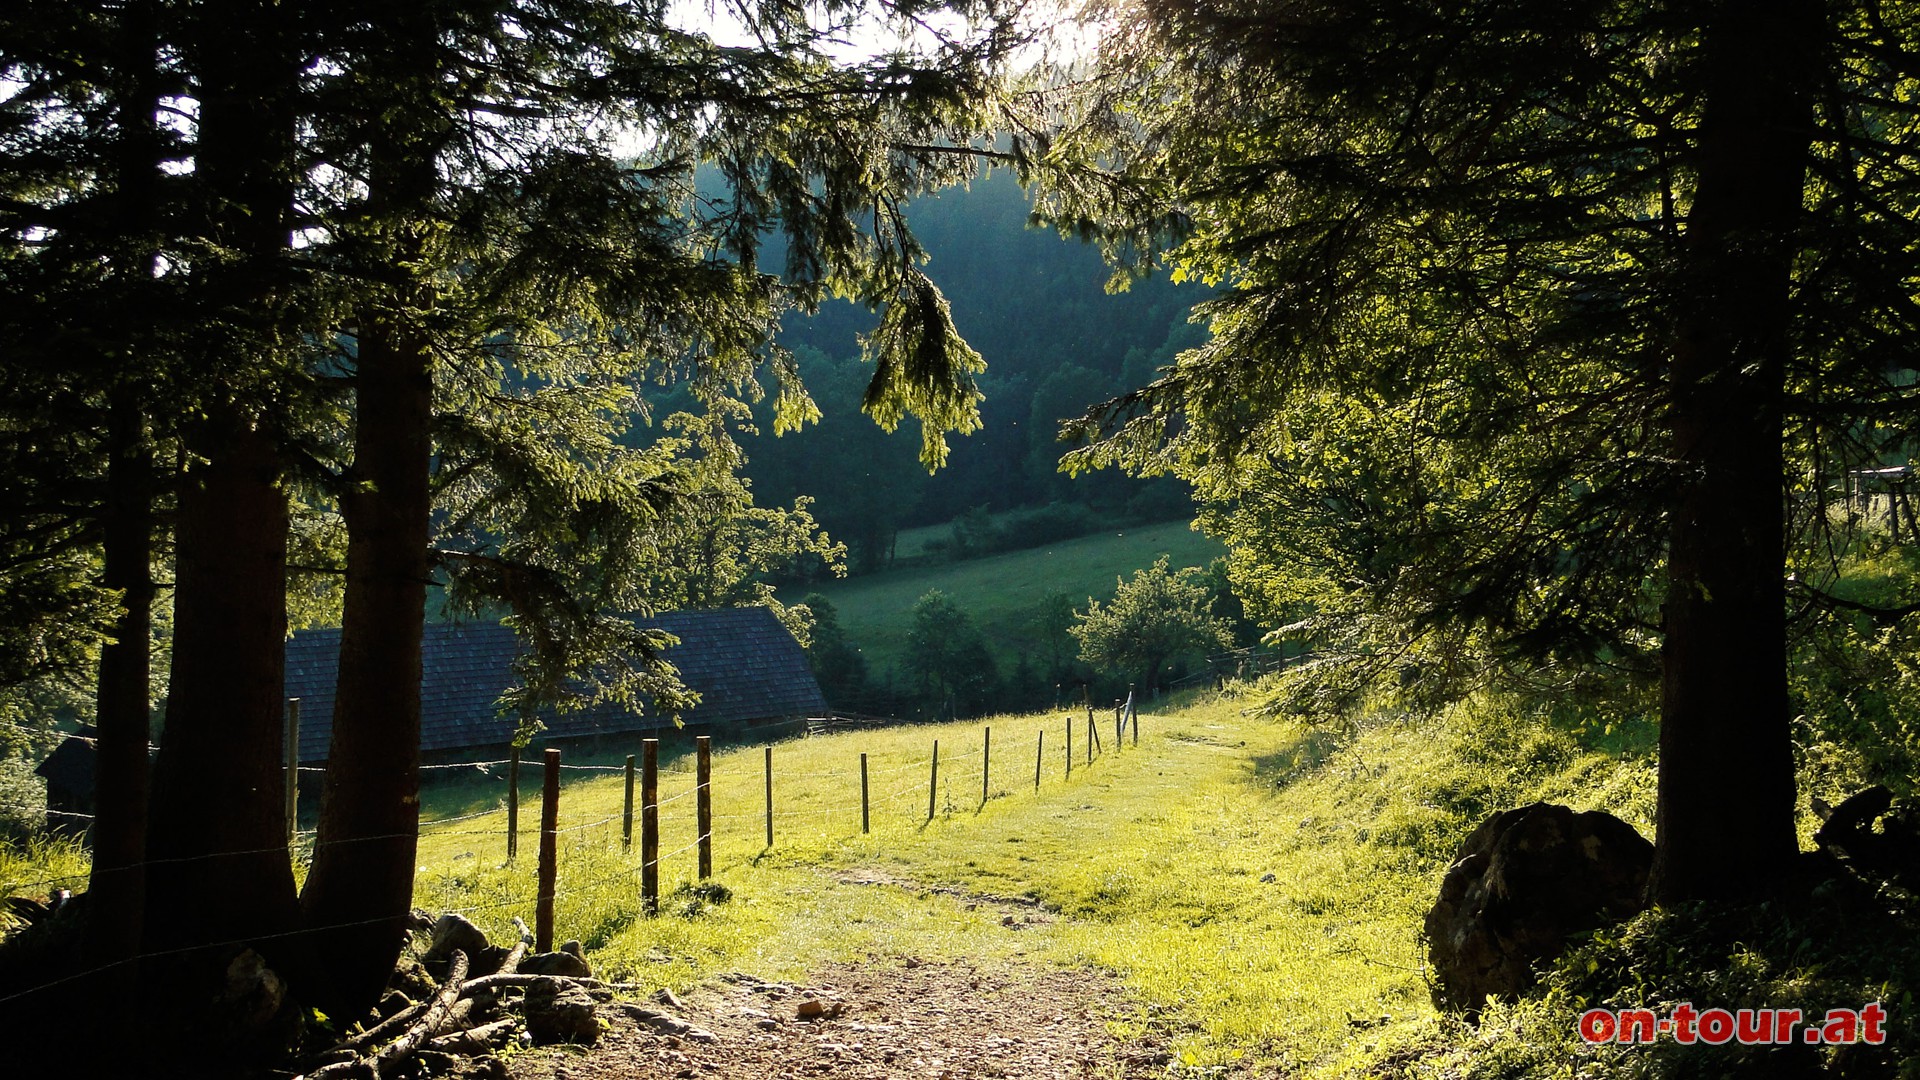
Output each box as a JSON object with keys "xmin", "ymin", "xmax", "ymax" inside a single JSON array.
[
  {"xmin": 783, "ymin": 518, "xmax": 1224, "ymax": 675},
  {"xmin": 391, "ymin": 686, "xmax": 1660, "ymax": 1075}
]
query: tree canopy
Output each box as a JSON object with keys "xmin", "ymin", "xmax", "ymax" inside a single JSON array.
[
  {"xmin": 1, "ymin": 0, "xmax": 1049, "ymax": 1052},
  {"xmin": 1070, "ymin": 554, "xmax": 1229, "ymax": 693},
  {"xmin": 1046, "ymin": 0, "xmax": 1920, "ymax": 901}
]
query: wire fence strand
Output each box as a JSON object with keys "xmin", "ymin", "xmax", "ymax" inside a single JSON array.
[{"xmin": 5, "ymin": 703, "xmax": 1145, "ymax": 1011}]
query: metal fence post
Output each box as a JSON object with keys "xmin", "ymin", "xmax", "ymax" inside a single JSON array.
[
  {"xmin": 622, "ymin": 753, "xmax": 636, "ymax": 851},
  {"xmin": 284, "ymin": 698, "xmax": 299, "ymax": 845},
  {"xmin": 981, "ymin": 726, "xmax": 991, "ymax": 808},
  {"xmin": 506, "ymin": 746, "xmax": 520, "ymax": 863}
]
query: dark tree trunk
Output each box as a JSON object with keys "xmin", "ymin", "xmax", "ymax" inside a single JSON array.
[
  {"xmin": 89, "ymin": 387, "xmax": 153, "ymax": 965},
  {"xmin": 299, "ymin": 310, "xmax": 433, "ymax": 1019},
  {"xmin": 141, "ymin": 0, "xmax": 305, "ymax": 975},
  {"xmin": 87, "ymin": 0, "xmax": 162, "ymax": 971},
  {"xmin": 300, "ymin": 32, "xmax": 443, "ymax": 1016},
  {"xmin": 1649, "ymin": 0, "xmax": 1817, "ymax": 904},
  {"xmin": 144, "ymin": 415, "xmax": 302, "ymax": 949}
]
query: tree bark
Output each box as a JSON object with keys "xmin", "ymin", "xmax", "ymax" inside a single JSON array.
[
  {"xmin": 299, "ymin": 18, "xmax": 443, "ymax": 1016},
  {"xmin": 87, "ymin": 0, "xmax": 163, "ymax": 972},
  {"xmin": 142, "ymin": 0, "xmax": 305, "ymax": 974},
  {"xmin": 299, "ymin": 305, "xmax": 434, "ymax": 1019},
  {"xmin": 144, "ymin": 414, "xmax": 302, "ymax": 948},
  {"xmin": 1649, "ymin": 0, "xmax": 1818, "ymax": 904},
  {"xmin": 89, "ymin": 386, "xmax": 153, "ymax": 963}
]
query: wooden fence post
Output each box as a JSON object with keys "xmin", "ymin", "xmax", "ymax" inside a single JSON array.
[
  {"xmin": 928, "ymin": 740, "xmax": 939, "ymax": 822},
  {"xmin": 1066, "ymin": 717, "xmax": 1072, "ymax": 778},
  {"xmin": 764, "ymin": 745, "xmax": 774, "ymax": 849},
  {"xmin": 1035, "ymin": 729, "xmax": 1043, "ymax": 790},
  {"xmin": 981, "ymin": 726, "xmax": 991, "ymax": 808},
  {"xmin": 1088, "ymin": 708, "xmax": 1099, "ymax": 761},
  {"xmin": 622, "ymin": 754, "xmax": 636, "ymax": 851},
  {"xmin": 506, "ymin": 746, "xmax": 520, "ymax": 863},
  {"xmin": 284, "ymin": 698, "xmax": 299, "ymax": 845},
  {"xmin": 697, "ymin": 736, "xmax": 712, "ymax": 879},
  {"xmin": 537, "ymin": 748, "xmax": 560, "ymax": 952},
  {"xmin": 1129, "ymin": 689, "xmax": 1139, "ymax": 746},
  {"xmin": 860, "ymin": 752, "xmax": 870, "ymax": 835},
  {"xmin": 641, "ymin": 738, "xmax": 659, "ymax": 915}
]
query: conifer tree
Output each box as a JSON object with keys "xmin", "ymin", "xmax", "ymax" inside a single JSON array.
[
  {"xmin": 1049, "ymin": 0, "xmax": 1920, "ymax": 901},
  {"xmin": 6, "ymin": 0, "xmax": 1043, "ymax": 1032}
]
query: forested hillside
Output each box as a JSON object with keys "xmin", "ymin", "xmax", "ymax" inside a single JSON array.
[{"xmin": 738, "ymin": 168, "xmax": 1206, "ymax": 573}]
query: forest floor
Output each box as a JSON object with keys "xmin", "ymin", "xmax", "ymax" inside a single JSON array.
[{"xmin": 509, "ymin": 953, "xmax": 1195, "ymax": 1080}]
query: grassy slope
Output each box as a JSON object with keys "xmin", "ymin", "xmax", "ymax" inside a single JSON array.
[
  {"xmin": 786, "ymin": 518, "xmax": 1224, "ymax": 675},
  {"xmin": 401, "ymin": 687, "xmax": 1662, "ymax": 1076},
  {"xmin": 12, "ymin": 682, "xmax": 1911, "ymax": 1075}
]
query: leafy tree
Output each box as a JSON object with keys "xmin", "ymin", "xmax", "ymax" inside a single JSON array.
[
  {"xmin": 1023, "ymin": 591, "xmax": 1083, "ymax": 686},
  {"xmin": 800, "ymin": 594, "xmax": 870, "ymax": 706},
  {"xmin": 1049, "ymin": 0, "xmax": 1920, "ymax": 900},
  {"xmin": 904, "ymin": 588, "xmax": 999, "ymax": 717},
  {"xmin": 1070, "ymin": 555, "xmax": 1229, "ymax": 694}
]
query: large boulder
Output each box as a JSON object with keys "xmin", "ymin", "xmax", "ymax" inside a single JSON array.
[
  {"xmin": 1815, "ymin": 785, "xmax": 1920, "ymax": 891},
  {"xmin": 524, "ymin": 976, "xmax": 601, "ymax": 1045},
  {"xmin": 518, "ymin": 939, "xmax": 591, "ymax": 979},
  {"xmin": 424, "ymin": 913, "xmax": 490, "ymax": 964},
  {"xmin": 1424, "ymin": 802, "xmax": 1651, "ymax": 1016}
]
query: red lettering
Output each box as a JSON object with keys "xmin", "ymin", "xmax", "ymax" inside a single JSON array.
[
  {"xmin": 1775, "ymin": 1008, "xmax": 1802, "ymax": 1045},
  {"xmin": 1617, "ymin": 1008, "xmax": 1658, "ymax": 1044},
  {"xmin": 1579, "ymin": 1009, "xmax": 1616, "ymax": 1044},
  {"xmin": 1861, "ymin": 1002, "xmax": 1887, "ymax": 1045},
  {"xmin": 1821, "ymin": 1009, "xmax": 1859, "ymax": 1045},
  {"xmin": 1671, "ymin": 1003, "xmax": 1699, "ymax": 1044},
  {"xmin": 1698, "ymin": 1008, "xmax": 1735, "ymax": 1045}
]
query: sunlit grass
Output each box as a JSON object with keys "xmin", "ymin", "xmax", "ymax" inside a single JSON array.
[
  {"xmin": 2, "ymin": 685, "xmax": 1662, "ymax": 1076},
  {"xmin": 407, "ymin": 690, "xmax": 1659, "ymax": 1075},
  {"xmin": 782, "ymin": 518, "xmax": 1224, "ymax": 673},
  {"xmin": 0, "ymin": 832, "xmax": 91, "ymax": 906}
]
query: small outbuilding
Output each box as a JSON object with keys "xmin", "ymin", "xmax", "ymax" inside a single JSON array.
[
  {"xmin": 33, "ymin": 726, "xmax": 98, "ymax": 837},
  {"xmin": 283, "ymin": 606, "xmax": 827, "ymax": 764}
]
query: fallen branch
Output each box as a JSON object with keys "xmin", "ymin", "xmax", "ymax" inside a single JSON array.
[
  {"xmin": 372, "ymin": 949, "xmax": 470, "ymax": 1075},
  {"xmin": 457, "ymin": 971, "xmax": 603, "ymax": 997},
  {"xmin": 497, "ymin": 916, "xmax": 532, "ymax": 976},
  {"xmin": 425, "ymin": 1017, "xmax": 520, "ymax": 1056}
]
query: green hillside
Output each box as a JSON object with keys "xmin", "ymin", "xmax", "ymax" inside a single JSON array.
[{"xmin": 785, "ymin": 518, "xmax": 1224, "ymax": 678}]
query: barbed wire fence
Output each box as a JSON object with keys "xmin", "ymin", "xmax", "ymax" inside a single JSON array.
[{"xmin": 0, "ymin": 691, "xmax": 1142, "ymax": 1007}]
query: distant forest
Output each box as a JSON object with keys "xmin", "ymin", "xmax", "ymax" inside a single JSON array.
[{"xmin": 735, "ymin": 169, "xmax": 1206, "ymax": 573}]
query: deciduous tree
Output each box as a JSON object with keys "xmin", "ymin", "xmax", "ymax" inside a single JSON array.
[
  {"xmin": 1070, "ymin": 555, "xmax": 1228, "ymax": 693},
  {"xmin": 1049, "ymin": 0, "xmax": 1920, "ymax": 901}
]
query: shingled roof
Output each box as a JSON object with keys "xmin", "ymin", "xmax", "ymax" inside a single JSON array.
[{"xmin": 283, "ymin": 607, "xmax": 826, "ymax": 762}]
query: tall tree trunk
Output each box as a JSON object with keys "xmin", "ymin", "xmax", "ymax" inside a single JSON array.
[
  {"xmin": 142, "ymin": 0, "xmax": 304, "ymax": 979},
  {"xmin": 87, "ymin": 0, "xmax": 162, "ymax": 971},
  {"xmin": 89, "ymin": 388, "xmax": 153, "ymax": 962},
  {"xmin": 1649, "ymin": 0, "xmax": 1817, "ymax": 904},
  {"xmin": 299, "ymin": 309, "xmax": 433, "ymax": 1019},
  {"xmin": 144, "ymin": 415, "xmax": 302, "ymax": 947},
  {"xmin": 300, "ymin": 28, "xmax": 443, "ymax": 1015}
]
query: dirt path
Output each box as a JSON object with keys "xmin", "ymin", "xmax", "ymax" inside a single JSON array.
[{"xmin": 507, "ymin": 957, "xmax": 1181, "ymax": 1080}]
